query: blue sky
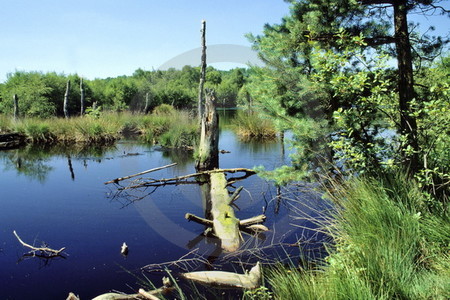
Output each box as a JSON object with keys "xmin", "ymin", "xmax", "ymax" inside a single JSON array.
[{"xmin": 0, "ymin": 0, "xmax": 448, "ymax": 83}]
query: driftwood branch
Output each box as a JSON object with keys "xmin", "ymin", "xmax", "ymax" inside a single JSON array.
[
  {"xmin": 104, "ymin": 163, "xmax": 177, "ymax": 184},
  {"xmin": 142, "ymin": 248, "xmax": 211, "ymax": 273},
  {"xmin": 182, "ymin": 262, "xmax": 261, "ymax": 289},
  {"xmin": 239, "ymin": 215, "xmax": 267, "ymax": 227},
  {"xmin": 13, "ymin": 230, "xmax": 65, "ymax": 257},
  {"xmin": 91, "ymin": 277, "xmax": 173, "ymax": 300}
]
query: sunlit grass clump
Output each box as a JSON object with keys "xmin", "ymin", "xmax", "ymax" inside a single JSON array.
[
  {"xmin": 266, "ymin": 173, "xmax": 450, "ymax": 299},
  {"xmin": 232, "ymin": 110, "xmax": 277, "ymax": 140}
]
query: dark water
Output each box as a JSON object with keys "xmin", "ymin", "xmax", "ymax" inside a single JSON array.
[{"xmin": 0, "ymin": 125, "xmax": 327, "ymax": 299}]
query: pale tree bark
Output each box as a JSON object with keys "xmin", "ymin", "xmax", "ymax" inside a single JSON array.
[
  {"xmin": 80, "ymin": 77, "xmax": 85, "ymax": 116},
  {"xmin": 64, "ymin": 80, "xmax": 70, "ymax": 119},
  {"xmin": 198, "ymin": 20, "xmax": 207, "ymax": 123}
]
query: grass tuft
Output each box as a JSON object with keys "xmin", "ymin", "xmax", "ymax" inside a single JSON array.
[
  {"xmin": 267, "ymin": 173, "xmax": 450, "ymax": 299},
  {"xmin": 232, "ymin": 110, "xmax": 277, "ymax": 141}
]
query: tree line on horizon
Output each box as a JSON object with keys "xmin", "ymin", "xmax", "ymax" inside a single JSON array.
[{"xmin": 0, "ymin": 66, "xmax": 249, "ymax": 118}]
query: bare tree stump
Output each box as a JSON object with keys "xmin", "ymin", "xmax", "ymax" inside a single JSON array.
[{"xmin": 196, "ymin": 89, "xmax": 219, "ymax": 171}]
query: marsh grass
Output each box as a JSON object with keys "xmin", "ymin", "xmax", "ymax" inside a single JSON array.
[
  {"xmin": 266, "ymin": 173, "xmax": 450, "ymax": 299},
  {"xmin": 0, "ymin": 110, "xmax": 198, "ymax": 148},
  {"xmin": 232, "ymin": 110, "xmax": 277, "ymax": 140}
]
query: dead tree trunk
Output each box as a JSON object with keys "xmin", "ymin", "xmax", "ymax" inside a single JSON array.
[
  {"xmin": 144, "ymin": 92, "xmax": 151, "ymax": 114},
  {"xmin": 80, "ymin": 77, "xmax": 85, "ymax": 116},
  {"xmin": 196, "ymin": 89, "xmax": 219, "ymax": 171},
  {"xmin": 198, "ymin": 20, "xmax": 207, "ymax": 123},
  {"xmin": 13, "ymin": 94, "xmax": 19, "ymax": 120},
  {"xmin": 64, "ymin": 80, "xmax": 70, "ymax": 119}
]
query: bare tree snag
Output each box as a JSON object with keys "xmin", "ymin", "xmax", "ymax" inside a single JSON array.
[
  {"xmin": 13, "ymin": 94, "xmax": 19, "ymax": 120},
  {"xmin": 196, "ymin": 89, "xmax": 219, "ymax": 171},
  {"xmin": 182, "ymin": 261, "xmax": 261, "ymax": 289},
  {"xmin": 64, "ymin": 80, "xmax": 70, "ymax": 118},
  {"xmin": 80, "ymin": 77, "xmax": 85, "ymax": 116},
  {"xmin": 198, "ymin": 20, "xmax": 207, "ymax": 123},
  {"xmin": 144, "ymin": 92, "xmax": 151, "ymax": 114}
]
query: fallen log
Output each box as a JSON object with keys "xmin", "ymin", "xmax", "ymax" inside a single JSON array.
[
  {"xmin": 104, "ymin": 163, "xmax": 177, "ymax": 184},
  {"xmin": 182, "ymin": 261, "xmax": 261, "ymax": 289},
  {"xmin": 0, "ymin": 132, "xmax": 26, "ymax": 149},
  {"xmin": 13, "ymin": 230, "xmax": 65, "ymax": 257},
  {"xmin": 209, "ymin": 172, "xmax": 240, "ymax": 252}
]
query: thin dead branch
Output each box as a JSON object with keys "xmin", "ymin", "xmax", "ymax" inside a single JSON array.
[
  {"xmin": 13, "ymin": 230, "xmax": 65, "ymax": 257},
  {"xmin": 104, "ymin": 163, "xmax": 177, "ymax": 184},
  {"xmin": 120, "ymin": 168, "xmax": 255, "ymax": 190},
  {"xmin": 141, "ymin": 248, "xmax": 212, "ymax": 273}
]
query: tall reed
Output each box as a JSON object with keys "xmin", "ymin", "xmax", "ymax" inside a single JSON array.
[{"xmin": 0, "ymin": 109, "xmax": 198, "ymax": 148}]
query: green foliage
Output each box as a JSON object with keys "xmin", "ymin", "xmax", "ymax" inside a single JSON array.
[
  {"xmin": 243, "ymin": 286, "xmax": 273, "ymax": 300},
  {"xmin": 267, "ymin": 174, "xmax": 450, "ymax": 299},
  {"xmin": 0, "ymin": 66, "xmax": 248, "ymax": 119},
  {"xmin": 152, "ymin": 103, "xmax": 175, "ymax": 115}
]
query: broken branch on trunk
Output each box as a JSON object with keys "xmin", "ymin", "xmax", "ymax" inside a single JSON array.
[
  {"xmin": 104, "ymin": 163, "xmax": 177, "ymax": 184},
  {"xmin": 185, "ymin": 212, "xmax": 268, "ymax": 238},
  {"xmin": 13, "ymin": 230, "xmax": 66, "ymax": 257}
]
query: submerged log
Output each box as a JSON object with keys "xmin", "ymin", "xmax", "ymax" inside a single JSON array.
[
  {"xmin": 182, "ymin": 261, "xmax": 261, "ymax": 289},
  {"xmin": 196, "ymin": 89, "xmax": 219, "ymax": 171},
  {"xmin": 0, "ymin": 133, "xmax": 26, "ymax": 149}
]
